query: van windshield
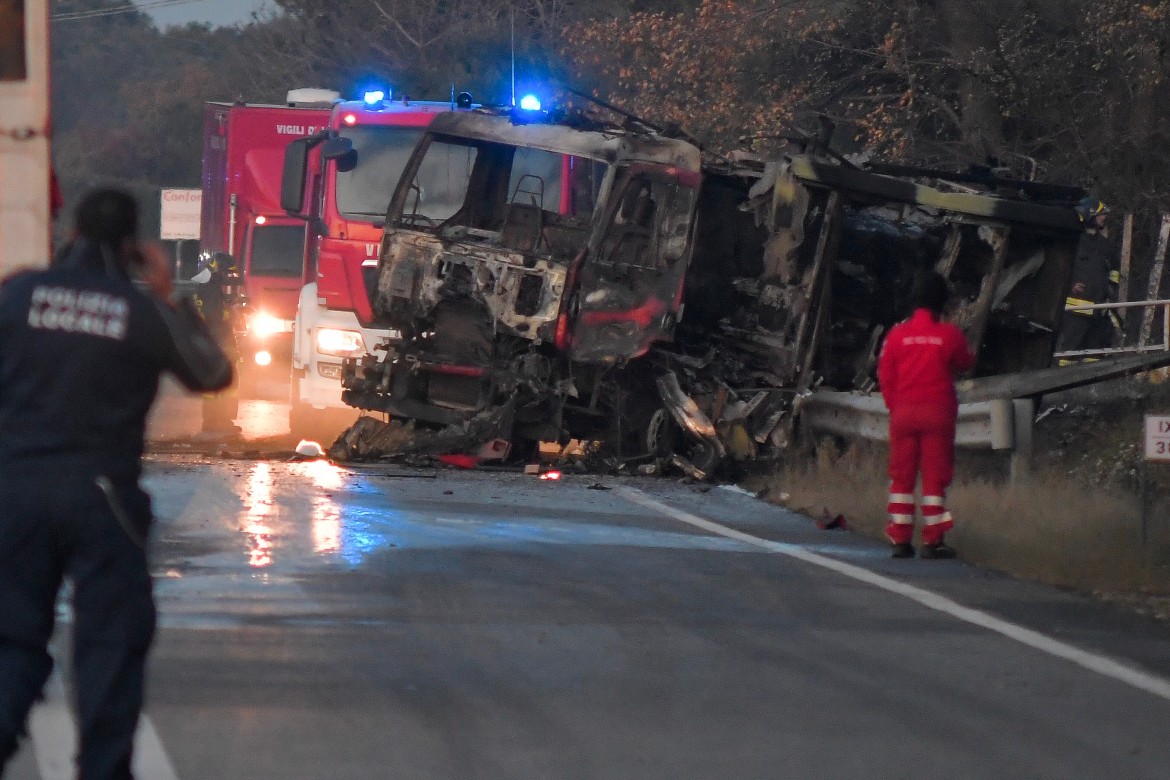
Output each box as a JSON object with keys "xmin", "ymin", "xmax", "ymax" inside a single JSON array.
[
  {"xmin": 335, "ymin": 126, "xmax": 426, "ymax": 221},
  {"xmin": 249, "ymin": 224, "xmax": 304, "ymax": 278}
]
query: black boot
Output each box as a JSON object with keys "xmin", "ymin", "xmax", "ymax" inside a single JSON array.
[
  {"xmin": 920, "ymin": 541, "xmax": 957, "ymax": 560},
  {"xmin": 890, "ymin": 542, "xmax": 915, "ymax": 559}
]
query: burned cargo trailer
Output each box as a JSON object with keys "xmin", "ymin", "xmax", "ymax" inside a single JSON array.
[{"xmin": 340, "ymin": 109, "xmax": 1084, "ymax": 473}]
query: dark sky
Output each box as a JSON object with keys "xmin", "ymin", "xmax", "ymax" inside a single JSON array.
[{"xmin": 134, "ymin": 0, "xmax": 273, "ymax": 28}]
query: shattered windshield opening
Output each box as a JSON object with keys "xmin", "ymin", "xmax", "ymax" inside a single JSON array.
[
  {"xmin": 392, "ymin": 133, "xmax": 606, "ymax": 253},
  {"xmin": 335, "ymin": 126, "xmax": 425, "ymax": 221},
  {"xmin": 390, "ymin": 135, "xmax": 480, "ymax": 230}
]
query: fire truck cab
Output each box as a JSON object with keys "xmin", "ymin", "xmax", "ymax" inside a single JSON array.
[{"xmin": 280, "ymin": 90, "xmax": 477, "ymax": 437}]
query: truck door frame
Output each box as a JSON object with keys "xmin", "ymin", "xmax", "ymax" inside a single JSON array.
[{"xmin": 568, "ymin": 163, "xmax": 700, "ymax": 363}]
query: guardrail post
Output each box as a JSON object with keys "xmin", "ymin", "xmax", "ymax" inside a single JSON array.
[
  {"xmin": 1010, "ymin": 398, "xmax": 1034, "ymax": 483},
  {"xmin": 1140, "ymin": 214, "xmax": 1170, "ymax": 347}
]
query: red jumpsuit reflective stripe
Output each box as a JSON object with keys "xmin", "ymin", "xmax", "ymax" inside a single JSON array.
[{"xmin": 877, "ymin": 308, "xmax": 975, "ymax": 546}]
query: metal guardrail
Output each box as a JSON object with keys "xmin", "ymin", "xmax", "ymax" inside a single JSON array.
[
  {"xmin": 800, "ymin": 391, "xmax": 1017, "ymax": 450},
  {"xmin": 1055, "ymin": 298, "xmax": 1170, "ymax": 359}
]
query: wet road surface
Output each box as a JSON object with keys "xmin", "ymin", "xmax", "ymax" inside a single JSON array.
[
  {"xmin": 9, "ymin": 453, "xmax": 1170, "ymax": 779},
  {"xmin": 146, "ymin": 375, "xmax": 304, "ymax": 444}
]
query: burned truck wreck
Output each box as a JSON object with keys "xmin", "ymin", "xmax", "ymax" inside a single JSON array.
[{"xmin": 338, "ymin": 107, "xmax": 1087, "ymax": 475}]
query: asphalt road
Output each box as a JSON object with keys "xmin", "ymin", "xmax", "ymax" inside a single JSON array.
[{"xmin": 8, "ymin": 448, "xmax": 1170, "ymax": 779}]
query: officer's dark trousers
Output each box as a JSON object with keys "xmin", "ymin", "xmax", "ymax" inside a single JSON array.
[{"xmin": 0, "ymin": 468, "xmax": 155, "ymax": 780}]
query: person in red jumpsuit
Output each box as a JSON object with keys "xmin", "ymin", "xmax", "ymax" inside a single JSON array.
[{"xmin": 877, "ymin": 272, "xmax": 975, "ymax": 559}]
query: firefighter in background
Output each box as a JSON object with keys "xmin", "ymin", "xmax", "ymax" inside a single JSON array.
[
  {"xmin": 191, "ymin": 251, "xmax": 243, "ymax": 434},
  {"xmin": 878, "ymin": 272, "xmax": 975, "ymax": 560},
  {"xmin": 1057, "ymin": 198, "xmax": 1120, "ymax": 358}
]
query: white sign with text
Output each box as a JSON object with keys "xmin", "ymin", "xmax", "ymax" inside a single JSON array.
[
  {"xmin": 1144, "ymin": 415, "xmax": 1170, "ymax": 462},
  {"xmin": 160, "ymin": 189, "xmax": 201, "ymax": 241}
]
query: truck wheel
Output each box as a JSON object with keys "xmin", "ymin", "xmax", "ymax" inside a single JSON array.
[
  {"xmin": 616, "ymin": 370, "xmax": 678, "ymax": 457},
  {"xmin": 643, "ymin": 407, "xmax": 682, "ymax": 458}
]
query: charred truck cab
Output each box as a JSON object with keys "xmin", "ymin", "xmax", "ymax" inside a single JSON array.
[
  {"xmin": 342, "ymin": 110, "xmax": 702, "ymax": 453},
  {"xmin": 342, "ymin": 107, "xmax": 1094, "ymax": 476}
]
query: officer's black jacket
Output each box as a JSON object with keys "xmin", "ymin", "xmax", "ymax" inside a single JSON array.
[{"xmin": 0, "ymin": 241, "xmax": 232, "ymax": 480}]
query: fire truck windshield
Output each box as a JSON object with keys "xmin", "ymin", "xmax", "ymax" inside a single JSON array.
[
  {"xmin": 335, "ymin": 125, "xmax": 426, "ymax": 221},
  {"xmin": 249, "ymin": 223, "xmax": 304, "ymax": 278}
]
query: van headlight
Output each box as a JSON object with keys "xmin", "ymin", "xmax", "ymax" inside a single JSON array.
[{"xmin": 250, "ymin": 313, "xmax": 286, "ymax": 339}]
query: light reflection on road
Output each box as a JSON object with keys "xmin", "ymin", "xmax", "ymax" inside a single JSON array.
[
  {"xmin": 244, "ymin": 462, "xmax": 275, "ymax": 567},
  {"xmin": 292, "ymin": 459, "xmax": 344, "ymax": 554}
]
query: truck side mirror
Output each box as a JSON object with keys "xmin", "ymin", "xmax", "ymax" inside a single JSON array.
[
  {"xmin": 323, "ymin": 137, "xmax": 357, "ymax": 173},
  {"xmin": 281, "ymin": 138, "xmax": 312, "ymax": 215}
]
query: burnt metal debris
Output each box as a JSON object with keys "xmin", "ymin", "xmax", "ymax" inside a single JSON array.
[{"xmin": 334, "ymin": 105, "xmax": 1100, "ymax": 477}]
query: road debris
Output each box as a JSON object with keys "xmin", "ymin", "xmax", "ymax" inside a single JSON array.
[{"xmin": 817, "ymin": 509, "xmax": 848, "ymax": 530}]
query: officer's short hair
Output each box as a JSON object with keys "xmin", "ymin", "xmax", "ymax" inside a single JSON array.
[
  {"xmin": 75, "ymin": 189, "xmax": 139, "ymax": 246},
  {"xmin": 914, "ymin": 271, "xmax": 951, "ymax": 315}
]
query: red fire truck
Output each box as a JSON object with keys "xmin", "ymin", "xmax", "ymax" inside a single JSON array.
[
  {"xmin": 280, "ymin": 89, "xmax": 479, "ymax": 436},
  {"xmin": 198, "ymin": 90, "xmax": 334, "ymax": 382},
  {"xmin": 0, "ymin": 0, "xmax": 51, "ymax": 274}
]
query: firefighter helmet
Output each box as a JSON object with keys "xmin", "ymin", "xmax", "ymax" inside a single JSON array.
[
  {"xmin": 191, "ymin": 251, "xmax": 234, "ymax": 283},
  {"xmin": 1075, "ymin": 197, "xmax": 1109, "ymax": 222}
]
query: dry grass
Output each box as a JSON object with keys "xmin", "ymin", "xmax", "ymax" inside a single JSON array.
[{"xmin": 750, "ymin": 438, "xmax": 1170, "ymax": 598}]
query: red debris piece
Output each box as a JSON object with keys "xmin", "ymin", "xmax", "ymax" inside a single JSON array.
[
  {"xmin": 438, "ymin": 454, "xmax": 480, "ymax": 469},
  {"xmin": 817, "ymin": 508, "xmax": 848, "ymax": 530}
]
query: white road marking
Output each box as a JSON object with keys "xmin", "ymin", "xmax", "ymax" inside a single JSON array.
[
  {"xmin": 29, "ymin": 668, "xmax": 180, "ymax": 780},
  {"xmin": 29, "ymin": 675, "xmax": 73, "ymax": 780},
  {"xmin": 615, "ymin": 485, "xmax": 1170, "ymax": 703}
]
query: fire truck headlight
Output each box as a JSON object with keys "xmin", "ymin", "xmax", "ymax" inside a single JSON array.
[
  {"xmin": 519, "ymin": 94, "xmax": 541, "ymax": 111},
  {"xmin": 254, "ymin": 350, "xmax": 273, "ymax": 367},
  {"xmin": 316, "ymin": 328, "xmax": 365, "ymax": 357},
  {"xmin": 250, "ymin": 313, "xmax": 285, "ymax": 339}
]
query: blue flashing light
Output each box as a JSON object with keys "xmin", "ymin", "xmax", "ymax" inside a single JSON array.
[
  {"xmin": 363, "ymin": 89, "xmax": 387, "ymax": 105},
  {"xmin": 519, "ymin": 94, "xmax": 542, "ymax": 112}
]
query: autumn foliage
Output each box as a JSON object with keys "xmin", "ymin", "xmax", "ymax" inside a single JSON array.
[
  {"xmin": 51, "ymin": 0, "xmax": 1170, "ymax": 239},
  {"xmin": 563, "ymin": 0, "xmax": 1170, "ymax": 210}
]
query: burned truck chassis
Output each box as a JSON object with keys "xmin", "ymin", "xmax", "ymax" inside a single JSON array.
[{"xmin": 342, "ymin": 319, "xmax": 726, "ymax": 470}]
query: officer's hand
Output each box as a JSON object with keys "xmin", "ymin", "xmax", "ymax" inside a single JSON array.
[{"xmin": 137, "ymin": 241, "xmax": 174, "ymax": 301}]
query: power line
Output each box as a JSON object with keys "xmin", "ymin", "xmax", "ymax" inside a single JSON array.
[
  {"xmin": 52, "ymin": 0, "xmax": 206, "ymax": 22},
  {"xmin": 51, "ymin": 0, "xmax": 210, "ymax": 23}
]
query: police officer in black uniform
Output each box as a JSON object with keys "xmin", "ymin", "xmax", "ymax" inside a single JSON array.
[{"xmin": 0, "ymin": 189, "xmax": 232, "ymax": 778}]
